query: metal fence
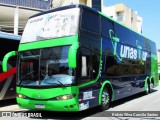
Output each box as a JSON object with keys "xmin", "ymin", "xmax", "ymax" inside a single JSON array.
[{"xmin": 0, "ymin": 0, "xmax": 52, "ymax": 9}]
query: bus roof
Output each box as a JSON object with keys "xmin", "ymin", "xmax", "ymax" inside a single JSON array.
[
  {"xmin": 0, "ymin": 31, "xmax": 21, "ymax": 41},
  {"xmin": 30, "ymin": 4, "xmax": 98, "ymax": 19}
]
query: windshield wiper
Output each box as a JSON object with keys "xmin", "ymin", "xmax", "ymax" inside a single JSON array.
[
  {"xmin": 42, "ymin": 80, "xmax": 66, "ymax": 87},
  {"xmin": 19, "ymin": 70, "xmax": 36, "ymax": 86},
  {"xmin": 57, "ymin": 80, "xmax": 66, "ymax": 87},
  {"xmin": 41, "ymin": 80, "xmax": 66, "ymax": 87}
]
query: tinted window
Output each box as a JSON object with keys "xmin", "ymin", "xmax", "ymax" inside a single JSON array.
[
  {"xmin": 78, "ymin": 47, "xmax": 100, "ymax": 84},
  {"xmin": 105, "ymin": 55, "xmax": 146, "ymax": 76},
  {"xmin": 81, "ymin": 10, "xmax": 100, "ymax": 33},
  {"xmin": 0, "ymin": 38, "xmax": 19, "ymax": 60},
  {"xmin": 114, "ymin": 23, "xmax": 148, "ymax": 51},
  {"xmin": 148, "ymin": 40, "xmax": 156, "ymax": 54},
  {"xmin": 101, "ymin": 17, "xmax": 114, "ymax": 38},
  {"xmin": 40, "ymin": 46, "xmax": 70, "ymax": 77},
  {"xmin": 114, "ymin": 23, "xmax": 133, "ymax": 45},
  {"xmin": 119, "ymin": 63, "xmax": 131, "ymax": 76},
  {"xmin": 79, "ymin": 30, "xmax": 100, "ymax": 52},
  {"xmin": 133, "ymin": 33, "xmax": 146, "ymax": 51},
  {"xmin": 92, "ymin": 52, "xmax": 100, "ymax": 79},
  {"xmin": 18, "ymin": 46, "xmax": 76, "ymax": 86},
  {"xmin": 105, "ymin": 56, "xmax": 119, "ymax": 76},
  {"xmin": 78, "ymin": 48, "xmax": 91, "ymax": 83},
  {"xmin": 0, "ymin": 38, "xmax": 19, "ymax": 74},
  {"xmin": 102, "ymin": 37, "xmax": 114, "ymax": 55}
]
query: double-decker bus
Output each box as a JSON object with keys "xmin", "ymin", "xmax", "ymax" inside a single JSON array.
[
  {"xmin": 0, "ymin": 32, "xmax": 20, "ymax": 100},
  {"xmin": 7, "ymin": 5, "xmax": 158, "ymax": 111}
]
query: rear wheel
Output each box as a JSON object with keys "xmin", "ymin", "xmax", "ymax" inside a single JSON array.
[
  {"xmin": 150, "ymin": 82, "xmax": 154, "ymax": 93},
  {"xmin": 145, "ymin": 81, "xmax": 150, "ymax": 94},
  {"xmin": 100, "ymin": 87, "xmax": 111, "ymax": 111}
]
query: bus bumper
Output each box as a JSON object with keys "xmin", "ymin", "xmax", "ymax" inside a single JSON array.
[{"xmin": 17, "ymin": 97, "xmax": 79, "ymax": 112}]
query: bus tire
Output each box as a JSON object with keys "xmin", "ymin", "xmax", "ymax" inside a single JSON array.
[
  {"xmin": 150, "ymin": 81, "xmax": 154, "ymax": 93},
  {"xmin": 145, "ymin": 81, "xmax": 150, "ymax": 94},
  {"xmin": 100, "ymin": 87, "xmax": 111, "ymax": 111}
]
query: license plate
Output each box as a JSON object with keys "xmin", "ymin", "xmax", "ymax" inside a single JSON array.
[{"xmin": 35, "ymin": 104, "xmax": 45, "ymax": 108}]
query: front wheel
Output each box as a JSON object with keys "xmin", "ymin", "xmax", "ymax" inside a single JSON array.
[
  {"xmin": 145, "ymin": 81, "xmax": 150, "ymax": 94},
  {"xmin": 100, "ymin": 88, "xmax": 111, "ymax": 111}
]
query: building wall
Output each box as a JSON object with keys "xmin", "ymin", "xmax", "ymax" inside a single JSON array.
[
  {"xmin": 51, "ymin": 0, "xmax": 102, "ymax": 11},
  {"xmin": 0, "ymin": 0, "xmax": 50, "ymax": 35},
  {"xmin": 102, "ymin": 3, "xmax": 143, "ymax": 33},
  {"xmin": 103, "ymin": 6, "xmax": 115, "ymax": 19},
  {"xmin": 51, "ymin": 0, "xmax": 92, "ymax": 8},
  {"xmin": 0, "ymin": 0, "xmax": 101, "ymax": 35},
  {"xmin": 137, "ymin": 16, "xmax": 143, "ymax": 33}
]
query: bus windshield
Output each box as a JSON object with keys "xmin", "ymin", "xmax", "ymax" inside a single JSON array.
[
  {"xmin": 21, "ymin": 8, "xmax": 80, "ymax": 43},
  {"xmin": 18, "ymin": 46, "xmax": 76, "ymax": 86}
]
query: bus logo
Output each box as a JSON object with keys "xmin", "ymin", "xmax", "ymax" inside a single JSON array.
[{"xmin": 38, "ymin": 94, "xmax": 41, "ymax": 99}]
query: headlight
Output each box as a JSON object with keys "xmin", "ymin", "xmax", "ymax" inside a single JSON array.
[
  {"xmin": 17, "ymin": 93, "xmax": 27, "ymax": 99},
  {"xmin": 56, "ymin": 94, "xmax": 75, "ymax": 100}
]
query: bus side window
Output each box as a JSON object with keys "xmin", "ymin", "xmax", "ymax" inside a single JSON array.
[
  {"xmin": 78, "ymin": 48, "xmax": 91, "ymax": 83},
  {"xmin": 81, "ymin": 9, "xmax": 100, "ymax": 34},
  {"xmin": 101, "ymin": 16, "xmax": 114, "ymax": 38},
  {"xmin": 105, "ymin": 56, "xmax": 119, "ymax": 76},
  {"xmin": 92, "ymin": 53, "xmax": 99, "ymax": 79},
  {"xmin": 78, "ymin": 48, "xmax": 100, "ymax": 84}
]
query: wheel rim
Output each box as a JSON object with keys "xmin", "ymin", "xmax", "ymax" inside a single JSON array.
[
  {"xmin": 146, "ymin": 83, "xmax": 149, "ymax": 93},
  {"xmin": 150, "ymin": 83, "xmax": 154, "ymax": 92},
  {"xmin": 102, "ymin": 91, "xmax": 109, "ymax": 106}
]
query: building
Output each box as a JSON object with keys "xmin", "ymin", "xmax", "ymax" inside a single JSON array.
[
  {"xmin": 51, "ymin": 0, "xmax": 91, "ymax": 8},
  {"xmin": 0, "ymin": 0, "xmax": 52, "ymax": 35},
  {"xmin": 51, "ymin": 0, "xmax": 102, "ymax": 11},
  {"xmin": 0, "ymin": 0, "xmax": 102, "ymax": 35},
  {"xmin": 102, "ymin": 3, "xmax": 143, "ymax": 33}
]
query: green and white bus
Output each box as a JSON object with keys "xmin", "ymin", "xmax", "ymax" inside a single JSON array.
[{"xmin": 4, "ymin": 5, "xmax": 158, "ymax": 111}]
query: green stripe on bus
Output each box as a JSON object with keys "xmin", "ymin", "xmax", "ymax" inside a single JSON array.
[{"xmin": 18, "ymin": 35, "xmax": 78, "ymax": 51}]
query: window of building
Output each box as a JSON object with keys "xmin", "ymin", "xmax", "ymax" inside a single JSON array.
[{"xmin": 117, "ymin": 11, "xmax": 124, "ymax": 21}]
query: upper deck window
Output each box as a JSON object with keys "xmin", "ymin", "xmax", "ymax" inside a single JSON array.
[
  {"xmin": 21, "ymin": 8, "xmax": 80, "ymax": 43},
  {"xmin": 81, "ymin": 10, "xmax": 100, "ymax": 34}
]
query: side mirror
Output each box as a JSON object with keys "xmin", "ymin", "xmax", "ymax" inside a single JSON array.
[
  {"xmin": 2, "ymin": 51, "xmax": 17, "ymax": 72},
  {"xmin": 68, "ymin": 42, "xmax": 79, "ymax": 68}
]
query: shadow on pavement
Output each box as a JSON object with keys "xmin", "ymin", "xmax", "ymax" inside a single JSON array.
[
  {"xmin": 110, "ymin": 90, "xmax": 157, "ymax": 108},
  {"xmin": 0, "ymin": 99, "xmax": 16, "ymax": 107}
]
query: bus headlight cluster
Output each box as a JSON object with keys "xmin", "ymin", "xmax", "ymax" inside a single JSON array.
[
  {"xmin": 17, "ymin": 93, "xmax": 27, "ymax": 99},
  {"xmin": 56, "ymin": 94, "xmax": 75, "ymax": 100}
]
